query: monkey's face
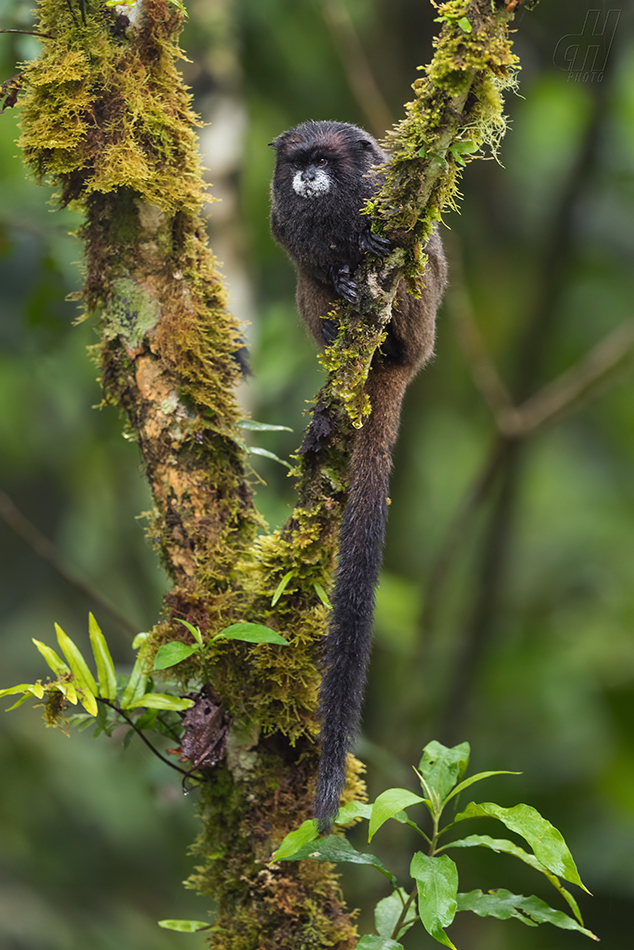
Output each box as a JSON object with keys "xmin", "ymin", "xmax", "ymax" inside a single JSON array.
[
  {"xmin": 270, "ymin": 120, "xmax": 382, "ymax": 208},
  {"xmin": 291, "ymin": 158, "xmax": 332, "ymax": 200}
]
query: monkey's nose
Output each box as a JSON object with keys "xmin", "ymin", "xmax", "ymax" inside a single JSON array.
[{"xmin": 302, "ymin": 168, "xmax": 317, "ymax": 182}]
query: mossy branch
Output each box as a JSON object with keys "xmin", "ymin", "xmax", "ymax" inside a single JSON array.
[{"xmin": 12, "ymin": 0, "xmax": 533, "ymax": 947}]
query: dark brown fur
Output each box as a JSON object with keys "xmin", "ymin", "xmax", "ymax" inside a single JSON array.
[{"xmin": 270, "ymin": 121, "xmax": 447, "ymax": 830}]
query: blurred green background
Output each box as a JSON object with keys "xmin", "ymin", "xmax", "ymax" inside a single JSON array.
[{"xmin": 1, "ymin": 0, "xmax": 633, "ymax": 947}]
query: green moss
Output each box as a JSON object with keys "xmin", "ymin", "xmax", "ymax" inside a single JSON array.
[{"xmin": 101, "ymin": 278, "xmax": 160, "ymax": 347}]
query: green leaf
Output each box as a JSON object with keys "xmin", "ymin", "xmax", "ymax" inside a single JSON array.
[
  {"xmin": 457, "ymin": 16, "xmax": 472, "ymax": 33},
  {"xmin": 153, "ymin": 641, "xmax": 199, "ymax": 670},
  {"xmin": 127, "ymin": 693, "xmax": 195, "ymax": 712},
  {"xmin": 375, "ymin": 888, "xmax": 418, "ymax": 940},
  {"xmin": 237, "ymin": 419, "xmax": 293, "ymax": 432},
  {"xmin": 271, "ymin": 571, "xmax": 294, "ymax": 606},
  {"xmin": 157, "ymin": 919, "xmax": 215, "ymax": 933},
  {"xmin": 444, "ymin": 770, "xmax": 521, "ymax": 805},
  {"xmin": 0, "ymin": 683, "xmax": 40, "ymax": 699},
  {"xmin": 457, "ymin": 890, "xmax": 598, "ymax": 940},
  {"xmin": 277, "ymin": 835, "xmax": 398, "ymax": 887},
  {"xmin": 134, "ymin": 707, "xmax": 159, "ymax": 731},
  {"xmin": 215, "ymin": 623, "xmax": 288, "ymax": 645},
  {"xmin": 5, "ymin": 691, "xmax": 40, "ymax": 711},
  {"xmin": 272, "ymin": 819, "xmax": 319, "ymax": 860},
  {"xmin": 410, "ymin": 852, "xmax": 458, "ymax": 949},
  {"xmin": 175, "ymin": 618, "xmax": 204, "ymax": 645},
  {"xmin": 132, "ymin": 631, "xmax": 150, "ymax": 649},
  {"xmin": 369, "ymin": 788, "xmax": 426, "ymax": 841},
  {"xmin": 120, "ymin": 655, "xmax": 148, "ymax": 710},
  {"xmin": 335, "ymin": 801, "xmax": 373, "ymax": 824},
  {"xmin": 444, "ymin": 834, "xmax": 583, "ymax": 922},
  {"xmin": 88, "ymin": 613, "xmax": 117, "ymax": 700},
  {"xmin": 452, "ymin": 140, "xmax": 479, "ymax": 155},
  {"xmin": 418, "ymin": 740, "xmax": 470, "ymax": 802},
  {"xmin": 313, "ymin": 582, "xmax": 332, "ymax": 608},
  {"xmin": 356, "ymin": 936, "xmax": 403, "ymax": 950},
  {"xmin": 450, "ymin": 802, "xmax": 587, "ymax": 891},
  {"xmin": 58, "ymin": 679, "xmax": 78, "ymax": 705},
  {"xmin": 55, "ymin": 624, "xmax": 98, "ymax": 696},
  {"xmin": 248, "ymin": 446, "xmax": 291, "ymax": 468},
  {"xmin": 32, "ymin": 639, "xmax": 70, "ymax": 676}
]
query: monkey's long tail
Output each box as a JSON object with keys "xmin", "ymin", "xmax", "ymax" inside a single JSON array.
[{"xmin": 313, "ymin": 368, "xmax": 409, "ymax": 832}]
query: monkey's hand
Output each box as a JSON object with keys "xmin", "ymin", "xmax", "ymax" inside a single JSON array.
[
  {"xmin": 328, "ymin": 263, "xmax": 359, "ymax": 304},
  {"xmin": 321, "ymin": 317, "xmax": 339, "ymax": 345},
  {"xmin": 360, "ymin": 228, "xmax": 391, "ymax": 258}
]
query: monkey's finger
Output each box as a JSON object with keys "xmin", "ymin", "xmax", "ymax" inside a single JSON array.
[
  {"xmin": 361, "ymin": 231, "xmax": 391, "ymax": 257},
  {"xmin": 334, "ymin": 277, "xmax": 359, "ymax": 303}
]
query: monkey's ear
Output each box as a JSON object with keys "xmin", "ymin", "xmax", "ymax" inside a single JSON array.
[{"xmin": 269, "ymin": 135, "xmax": 283, "ymax": 150}]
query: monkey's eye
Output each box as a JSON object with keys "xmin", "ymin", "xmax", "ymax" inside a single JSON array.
[{"xmin": 316, "ymin": 157, "xmax": 328, "ymax": 167}]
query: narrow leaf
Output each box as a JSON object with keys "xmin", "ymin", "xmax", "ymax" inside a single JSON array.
[
  {"xmin": 0, "ymin": 684, "xmax": 38, "ymax": 699},
  {"xmin": 410, "ymin": 852, "xmax": 458, "ymax": 949},
  {"xmin": 215, "ymin": 623, "xmax": 288, "ymax": 645},
  {"xmin": 88, "ymin": 613, "xmax": 117, "ymax": 700},
  {"xmin": 58, "ymin": 680, "xmax": 77, "ymax": 705},
  {"xmin": 32, "ymin": 639, "xmax": 70, "ymax": 676},
  {"xmin": 313, "ymin": 582, "xmax": 332, "ymax": 608},
  {"xmin": 457, "ymin": 889, "xmax": 598, "ymax": 940},
  {"xmin": 5, "ymin": 692, "xmax": 39, "ymax": 711},
  {"xmin": 272, "ymin": 819, "xmax": 319, "ymax": 861},
  {"xmin": 369, "ymin": 788, "xmax": 426, "ymax": 841},
  {"xmin": 457, "ymin": 16, "xmax": 472, "ymax": 33},
  {"xmin": 153, "ymin": 641, "xmax": 199, "ymax": 670},
  {"xmin": 127, "ymin": 693, "xmax": 194, "ymax": 712},
  {"xmin": 271, "ymin": 571, "xmax": 294, "ymax": 606},
  {"xmin": 451, "ymin": 802, "xmax": 587, "ymax": 891},
  {"xmin": 444, "ymin": 770, "xmax": 520, "ymax": 805},
  {"xmin": 248, "ymin": 446, "xmax": 291, "ymax": 468},
  {"xmin": 237, "ymin": 420, "xmax": 293, "ymax": 432},
  {"xmin": 55, "ymin": 624, "xmax": 98, "ymax": 696},
  {"xmin": 120, "ymin": 656, "xmax": 148, "ymax": 709},
  {"xmin": 157, "ymin": 919, "xmax": 215, "ymax": 932},
  {"xmin": 175, "ymin": 618, "xmax": 204, "ymax": 645},
  {"xmin": 76, "ymin": 685, "xmax": 98, "ymax": 717},
  {"xmin": 132, "ymin": 631, "xmax": 149, "ymax": 649}
]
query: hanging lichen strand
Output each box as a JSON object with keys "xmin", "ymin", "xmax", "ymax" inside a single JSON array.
[{"xmin": 15, "ymin": 1, "xmax": 525, "ymax": 948}]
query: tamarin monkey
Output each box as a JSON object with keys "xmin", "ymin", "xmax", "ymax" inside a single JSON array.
[{"xmin": 270, "ymin": 120, "xmax": 447, "ymax": 831}]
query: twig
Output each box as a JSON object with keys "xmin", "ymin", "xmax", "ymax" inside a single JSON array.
[
  {"xmin": 0, "ymin": 29, "xmax": 53, "ymax": 38},
  {"xmin": 0, "ymin": 489, "xmax": 139, "ymax": 637},
  {"xmin": 321, "ymin": 0, "xmax": 393, "ymax": 137},
  {"xmin": 508, "ymin": 320, "xmax": 634, "ymax": 436},
  {"xmin": 448, "ymin": 238, "xmax": 634, "ymax": 437},
  {"xmin": 97, "ymin": 697, "xmax": 199, "ymax": 780},
  {"xmin": 446, "ymin": 245, "xmax": 516, "ymax": 422}
]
